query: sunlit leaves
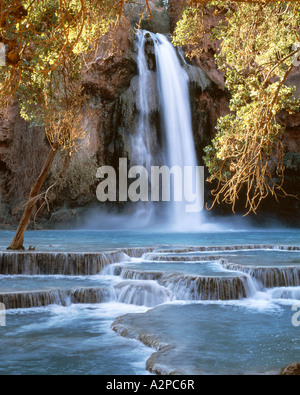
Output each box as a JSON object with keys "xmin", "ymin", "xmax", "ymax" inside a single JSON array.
[
  {"xmin": 0, "ymin": 0, "xmax": 137, "ymax": 153},
  {"xmin": 172, "ymin": 6, "xmax": 205, "ymax": 59},
  {"xmin": 205, "ymin": 2, "xmax": 300, "ymax": 213},
  {"xmin": 174, "ymin": 1, "xmax": 300, "ymax": 213}
]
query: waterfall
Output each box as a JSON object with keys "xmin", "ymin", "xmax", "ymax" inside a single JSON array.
[
  {"xmin": 132, "ymin": 31, "xmax": 153, "ymax": 173},
  {"xmin": 126, "ymin": 30, "xmax": 161, "ymax": 226},
  {"xmin": 130, "ymin": 30, "xmax": 203, "ymax": 230},
  {"xmin": 151, "ymin": 32, "xmax": 203, "ymax": 229}
]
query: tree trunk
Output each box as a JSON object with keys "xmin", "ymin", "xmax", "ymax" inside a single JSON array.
[{"xmin": 8, "ymin": 145, "xmax": 59, "ymax": 250}]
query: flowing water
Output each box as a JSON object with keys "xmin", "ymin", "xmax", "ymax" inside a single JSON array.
[
  {"xmin": 0, "ymin": 32, "xmax": 299, "ymax": 375},
  {"xmin": 149, "ymin": 32, "xmax": 203, "ymax": 228},
  {"xmin": 132, "ymin": 31, "xmax": 154, "ymax": 173},
  {"xmin": 0, "ymin": 230, "xmax": 300, "ymax": 375},
  {"xmin": 127, "ymin": 31, "xmax": 204, "ymax": 230}
]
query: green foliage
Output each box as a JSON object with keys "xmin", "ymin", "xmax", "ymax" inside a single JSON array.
[
  {"xmin": 172, "ymin": 6, "xmax": 205, "ymax": 58},
  {"xmin": 174, "ymin": 1, "xmax": 300, "ymax": 213},
  {"xmin": 0, "ymin": 1, "xmax": 117, "ymax": 116},
  {"xmin": 0, "ymin": 0, "xmax": 142, "ymax": 156}
]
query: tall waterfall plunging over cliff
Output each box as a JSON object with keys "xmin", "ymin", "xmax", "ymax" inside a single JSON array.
[
  {"xmin": 132, "ymin": 31, "xmax": 153, "ymax": 173},
  {"xmin": 88, "ymin": 30, "xmax": 207, "ymax": 231},
  {"xmin": 133, "ymin": 30, "xmax": 204, "ymax": 230}
]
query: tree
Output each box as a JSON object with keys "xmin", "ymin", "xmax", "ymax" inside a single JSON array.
[
  {"xmin": 0, "ymin": 0, "xmax": 152, "ymax": 249},
  {"xmin": 173, "ymin": 1, "xmax": 300, "ymax": 214}
]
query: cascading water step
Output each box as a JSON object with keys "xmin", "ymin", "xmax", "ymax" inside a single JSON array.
[
  {"xmin": 0, "ymin": 247, "xmax": 152, "ymax": 275},
  {"xmin": 221, "ymin": 262, "xmax": 300, "ymax": 288},
  {"xmin": 0, "ymin": 287, "xmax": 111, "ymax": 309},
  {"xmin": 143, "ymin": 254, "xmax": 224, "ymax": 262},
  {"xmin": 107, "ymin": 265, "xmax": 251, "ymax": 301},
  {"xmin": 104, "ymin": 246, "xmax": 300, "ymax": 305},
  {"xmin": 153, "ymin": 245, "xmax": 300, "ymax": 254},
  {"xmin": 1, "ymin": 239, "xmax": 300, "ymax": 376},
  {"xmin": 114, "ymin": 280, "xmax": 173, "ymax": 307},
  {"xmin": 1, "ymin": 245, "xmax": 300, "ymax": 312}
]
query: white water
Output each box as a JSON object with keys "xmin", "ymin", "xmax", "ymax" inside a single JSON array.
[
  {"xmin": 151, "ymin": 32, "xmax": 203, "ymax": 229},
  {"xmin": 130, "ymin": 31, "xmax": 203, "ymax": 230},
  {"xmin": 132, "ymin": 31, "xmax": 153, "ymax": 172},
  {"xmin": 1, "ymin": 242, "xmax": 300, "ymax": 374},
  {"xmin": 81, "ymin": 31, "xmax": 253, "ymax": 232}
]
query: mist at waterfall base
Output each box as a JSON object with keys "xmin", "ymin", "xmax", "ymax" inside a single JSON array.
[
  {"xmin": 80, "ymin": 195, "xmax": 237, "ymax": 231},
  {"xmin": 80, "ymin": 205, "xmax": 272, "ymax": 233}
]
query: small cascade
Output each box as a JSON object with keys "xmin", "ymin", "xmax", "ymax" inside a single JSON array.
[
  {"xmin": 266, "ymin": 287, "xmax": 300, "ymax": 300},
  {"xmin": 114, "ymin": 280, "xmax": 172, "ymax": 307},
  {"xmin": 108, "ymin": 265, "xmax": 163, "ymax": 281},
  {"xmin": 119, "ymin": 247, "xmax": 155, "ymax": 258},
  {"xmin": 105, "ymin": 246, "xmax": 300, "ymax": 303},
  {"xmin": 1, "ymin": 245, "xmax": 300, "ymax": 310},
  {"xmin": 153, "ymin": 245, "xmax": 300, "ymax": 254},
  {"xmin": 0, "ymin": 287, "xmax": 111, "ymax": 309},
  {"xmin": 143, "ymin": 254, "xmax": 224, "ymax": 262},
  {"xmin": 221, "ymin": 262, "xmax": 300, "ymax": 288},
  {"xmin": 0, "ymin": 289, "xmax": 64, "ymax": 309},
  {"xmin": 159, "ymin": 273, "xmax": 249, "ymax": 301},
  {"xmin": 110, "ymin": 265, "xmax": 252, "ymax": 301},
  {"xmin": 0, "ymin": 248, "xmax": 152, "ymax": 276},
  {"xmin": 69, "ymin": 287, "xmax": 111, "ymax": 304}
]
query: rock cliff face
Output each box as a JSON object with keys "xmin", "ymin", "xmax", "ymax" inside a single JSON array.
[
  {"xmin": 0, "ymin": 103, "xmax": 49, "ymax": 228},
  {"xmin": 0, "ymin": 1, "xmax": 299, "ymax": 229}
]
